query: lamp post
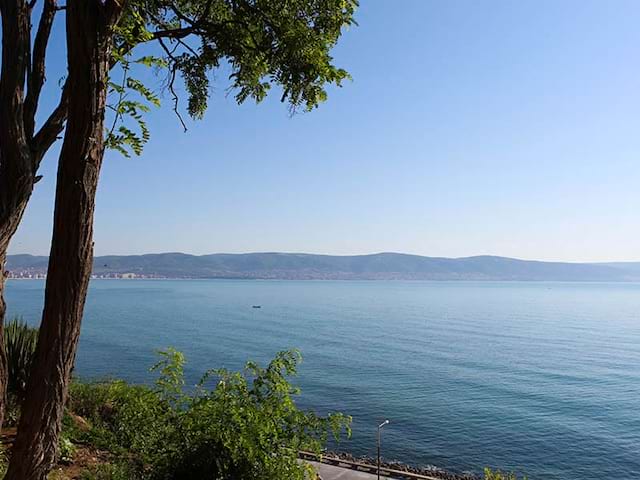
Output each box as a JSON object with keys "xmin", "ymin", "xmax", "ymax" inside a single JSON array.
[{"xmin": 377, "ymin": 419, "xmax": 390, "ymax": 480}]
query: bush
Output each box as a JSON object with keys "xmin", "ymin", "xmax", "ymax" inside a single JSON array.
[
  {"xmin": 67, "ymin": 379, "xmax": 172, "ymax": 460},
  {"xmin": 58, "ymin": 435, "xmax": 76, "ymax": 464},
  {"xmin": 4, "ymin": 316, "xmax": 38, "ymax": 402},
  {"xmin": 3, "ymin": 317, "xmax": 39, "ymax": 425},
  {"xmin": 0, "ymin": 449, "xmax": 7, "ymax": 478},
  {"xmin": 67, "ymin": 349, "xmax": 351, "ymax": 480}
]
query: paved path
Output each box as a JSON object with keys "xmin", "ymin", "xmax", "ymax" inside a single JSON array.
[{"xmin": 309, "ymin": 460, "xmax": 394, "ymax": 479}]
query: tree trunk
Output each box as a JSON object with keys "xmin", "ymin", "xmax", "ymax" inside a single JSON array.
[
  {"xmin": 0, "ymin": 182, "xmax": 33, "ymax": 434},
  {"xmin": 0, "ymin": 0, "xmax": 37, "ymax": 430},
  {"xmin": 0, "ymin": 170, "xmax": 35, "ymax": 435},
  {"xmin": 6, "ymin": 1, "xmax": 121, "ymax": 477},
  {"xmin": 0, "ymin": 223, "xmax": 26, "ymax": 432},
  {"xmin": 0, "ymin": 250, "xmax": 10, "ymax": 431}
]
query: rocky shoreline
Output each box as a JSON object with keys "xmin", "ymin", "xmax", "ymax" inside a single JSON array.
[{"xmin": 326, "ymin": 451, "xmax": 480, "ymax": 479}]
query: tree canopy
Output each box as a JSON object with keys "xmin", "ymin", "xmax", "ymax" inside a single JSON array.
[{"xmin": 106, "ymin": 0, "xmax": 357, "ymax": 155}]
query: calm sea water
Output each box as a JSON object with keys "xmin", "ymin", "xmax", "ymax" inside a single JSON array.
[{"xmin": 5, "ymin": 280, "xmax": 640, "ymax": 479}]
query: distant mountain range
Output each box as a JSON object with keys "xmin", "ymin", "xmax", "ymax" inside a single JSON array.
[{"xmin": 6, "ymin": 252, "xmax": 640, "ymax": 281}]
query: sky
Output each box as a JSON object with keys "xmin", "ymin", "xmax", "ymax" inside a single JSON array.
[{"xmin": 8, "ymin": 0, "xmax": 640, "ymax": 262}]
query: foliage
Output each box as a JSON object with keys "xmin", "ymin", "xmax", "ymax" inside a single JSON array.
[
  {"xmin": 58, "ymin": 435, "xmax": 77, "ymax": 464},
  {"xmin": 3, "ymin": 317, "xmax": 38, "ymax": 402},
  {"xmin": 66, "ymin": 349, "xmax": 351, "ymax": 479},
  {"xmin": 0, "ymin": 448, "xmax": 7, "ymax": 478},
  {"xmin": 106, "ymin": 16, "xmax": 165, "ymax": 158},
  {"xmin": 105, "ymin": 65, "xmax": 161, "ymax": 158},
  {"xmin": 484, "ymin": 467, "xmax": 527, "ymax": 480},
  {"xmin": 104, "ymin": 0, "xmax": 358, "ymax": 157},
  {"xmin": 67, "ymin": 379, "xmax": 172, "ymax": 459}
]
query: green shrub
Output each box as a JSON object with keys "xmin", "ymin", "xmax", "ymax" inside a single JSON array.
[
  {"xmin": 4, "ymin": 316, "xmax": 38, "ymax": 402},
  {"xmin": 3, "ymin": 317, "xmax": 39, "ymax": 426},
  {"xmin": 67, "ymin": 349, "xmax": 351, "ymax": 480},
  {"xmin": 67, "ymin": 379, "xmax": 171, "ymax": 459},
  {"xmin": 58, "ymin": 435, "xmax": 76, "ymax": 464},
  {"xmin": 158, "ymin": 348, "xmax": 351, "ymax": 480},
  {"xmin": 0, "ymin": 448, "xmax": 8, "ymax": 478}
]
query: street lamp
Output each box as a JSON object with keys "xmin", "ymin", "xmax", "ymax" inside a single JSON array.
[{"xmin": 377, "ymin": 419, "xmax": 390, "ymax": 480}]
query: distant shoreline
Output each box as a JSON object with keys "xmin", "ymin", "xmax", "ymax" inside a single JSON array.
[
  {"xmin": 8, "ymin": 276, "xmax": 640, "ymax": 284},
  {"xmin": 8, "ymin": 252, "xmax": 640, "ymax": 282}
]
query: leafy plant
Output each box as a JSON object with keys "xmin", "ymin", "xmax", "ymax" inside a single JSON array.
[
  {"xmin": 66, "ymin": 349, "xmax": 351, "ymax": 480},
  {"xmin": 0, "ymin": 448, "xmax": 7, "ymax": 478},
  {"xmin": 67, "ymin": 379, "xmax": 172, "ymax": 460},
  {"xmin": 105, "ymin": 57, "xmax": 163, "ymax": 159},
  {"xmin": 162, "ymin": 348, "xmax": 351, "ymax": 480},
  {"xmin": 3, "ymin": 317, "xmax": 38, "ymax": 401},
  {"xmin": 58, "ymin": 435, "xmax": 77, "ymax": 464}
]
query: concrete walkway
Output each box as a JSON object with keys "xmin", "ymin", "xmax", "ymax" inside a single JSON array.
[{"xmin": 309, "ymin": 460, "xmax": 394, "ymax": 479}]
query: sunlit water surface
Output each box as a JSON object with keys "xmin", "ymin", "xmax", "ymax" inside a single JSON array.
[{"xmin": 6, "ymin": 280, "xmax": 640, "ymax": 479}]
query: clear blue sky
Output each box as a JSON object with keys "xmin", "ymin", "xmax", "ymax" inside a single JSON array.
[{"xmin": 10, "ymin": 0, "xmax": 640, "ymax": 261}]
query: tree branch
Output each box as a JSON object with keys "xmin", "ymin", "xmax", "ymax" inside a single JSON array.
[
  {"xmin": 169, "ymin": 0, "xmax": 214, "ymax": 29},
  {"xmin": 25, "ymin": 0, "xmax": 245, "ymax": 167},
  {"xmin": 30, "ymin": 80, "xmax": 68, "ymax": 169},
  {"xmin": 157, "ymin": 37, "xmax": 187, "ymax": 132},
  {"xmin": 0, "ymin": 0, "xmax": 35, "ymax": 232},
  {"xmin": 0, "ymin": 0, "xmax": 32, "ymax": 167},
  {"xmin": 106, "ymin": 63, "xmax": 129, "ymax": 139},
  {"xmin": 24, "ymin": 0, "xmax": 58, "ymax": 139},
  {"xmin": 152, "ymin": 26, "xmax": 198, "ymax": 40}
]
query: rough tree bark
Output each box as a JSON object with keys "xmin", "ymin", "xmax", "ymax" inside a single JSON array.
[
  {"xmin": 0, "ymin": 0, "xmax": 66, "ymax": 434},
  {"xmin": 5, "ymin": 0, "xmax": 122, "ymax": 477},
  {"xmin": 0, "ymin": 0, "xmax": 38, "ymax": 431}
]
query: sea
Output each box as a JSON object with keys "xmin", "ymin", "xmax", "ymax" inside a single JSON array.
[{"xmin": 5, "ymin": 279, "xmax": 640, "ymax": 479}]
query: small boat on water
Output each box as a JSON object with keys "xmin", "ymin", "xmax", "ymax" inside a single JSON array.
[{"xmin": 252, "ymin": 305, "xmax": 262, "ymax": 309}]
